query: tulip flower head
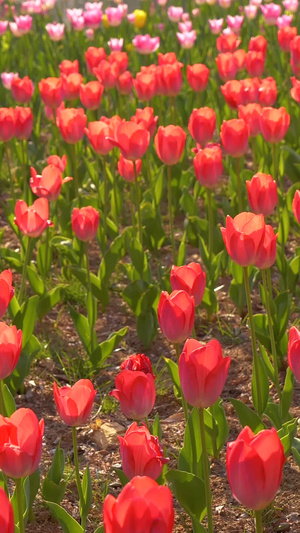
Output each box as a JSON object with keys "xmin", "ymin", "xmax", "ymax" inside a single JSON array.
[
  {"xmin": 187, "ymin": 63, "xmax": 209, "ymax": 92},
  {"xmin": 288, "ymin": 326, "xmax": 300, "ymax": 381},
  {"xmin": 0, "ymin": 323, "xmax": 22, "ymax": 380},
  {"xmin": 110, "ymin": 370, "xmax": 156, "ymax": 420},
  {"xmin": 220, "ymin": 118, "xmax": 249, "ymax": 157},
  {"xmin": 0, "ymin": 270, "xmax": 14, "ymax": 318},
  {"xmin": 292, "ymin": 190, "xmax": 300, "ymax": 223},
  {"xmin": 221, "ymin": 212, "xmax": 266, "ymax": 267},
  {"xmin": 0, "ymin": 487, "xmax": 14, "ymax": 533},
  {"xmin": 246, "ymin": 172, "xmax": 278, "ymax": 216},
  {"xmin": 157, "ymin": 290, "xmax": 195, "ymax": 343},
  {"xmin": 30, "ymin": 164, "xmax": 72, "ymax": 202},
  {"xmin": 154, "ymin": 125, "xmax": 186, "ymax": 165},
  {"xmin": 171, "ymin": 263, "xmax": 206, "ymax": 306},
  {"xmin": 53, "ymin": 379, "xmax": 96, "ymax": 426},
  {"xmin": 15, "ymin": 198, "xmax": 53, "ymax": 238},
  {"xmin": 71, "ymin": 206, "xmax": 99, "ymax": 242},
  {"xmin": 193, "ymin": 144, "xmax": 223, "ymax": 188},
  {"xmin": 132, "ymin": 34, "xmax": 160, "ymax": 54},
  {"xmin": 227, "ymin": 426, "xmax": 285, "ymax": 510},
  {"xmin": 259, "ymin": 107, "xmax": 290, "ymax": 143}
]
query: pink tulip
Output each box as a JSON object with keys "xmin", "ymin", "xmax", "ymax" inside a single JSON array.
[
  {"xmin": 108, "ymin": 38, "xmax": 123, "ymax": 51},
  {"xmin": 1, "ymin": 72, "xmax": 18, "ymax": 90},
  {"xmin": 105, "ymin": 6, "xmax": 124, "ymax": 26},
  {"xmin": 168, "ymin": 6, "xmax": 183, "ymax": 22},
  {"xmin": 276, "ymin": 15, "xmax": 293, "ymax": 28},
  {"xmin": 0, "ymin": 21, "xmax": 8, "ymax": 35},
  {"xmin": 283, "ymin": 0, "xmax": 298, "ymax": 12},
  {"xmin": 45, "ymin": 22, "xmax": 65, "ymax": 41},
  {"xmin": 132, "ymin": 34, "xmax": 160, "ymax": 54},
  {"xmin": 83, "ymin": 8, "xmax": 102, "ymax": 29},
  {"xmin": 209, "ymin": 18, "xmax": 224, "ymax": 34},
  {"xmin": 219, "ymin": 0, "xmax": 232, "ymax": 8},
  {"xmin": 85, "ymin": 2, "xmax": 103, "ymax": 10},
  {"xmin": 227, "ymin": 15, "xmax": 244, "ymax": 32},
  {"xmin": 261, "ymin": 3, "xmax": 281, "ymax": 25},
  {"xmin": 177, "ymin": 30, "xmax": 197, "ymax": 49},
  {"xmin": 178, "ymin": 21, "xmax": 192, "ymax": 32},
  {"xmin": 244, "ymin": 5, "xmax": 257, "ymax": 19}
]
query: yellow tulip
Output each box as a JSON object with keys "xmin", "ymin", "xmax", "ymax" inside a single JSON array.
[
  {"xmin": 133, "ymin": 9, "xmax": 147, "ymax": 29},
  {"xmin": 102, "ymin": 14, "xmax": 110, "ymax": 29}
]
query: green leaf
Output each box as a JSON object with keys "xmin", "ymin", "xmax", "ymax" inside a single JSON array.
[
  {"xmin": 251, "ymin": 356, "xmax": 269, "ymax": 415},
  {"xmin": 229, "ymin": 398, "xmax": 264, "ymax": 433},
  {"xmin": 206, "ymin": 400, "xmax": 229, "ymax": 459},
  {"xmin": 48, "ymin": 445, "xmax": 65, "ymax": 485},
  {"xmin": 258, "ymin": 343, "xmax": 275, "ymax": 384},
  {"xmin": 1, "ymin": 382, "xmax": 16, "ymax": 416},
  {"xmin": 70, "ymin": 266, "xmax": 109, "ymax": 308},
  {"xmin": 179, "ymin": 408, "xmax": 203, "ymax": 478},
  {"xmin": 42, "ymin": 478, "xmax": 68, "ymax": 505},
  {"xmin": 278, "ymin": 206, "xmax": 290, "ymax": 246},
  {"xmin": 99, "ymin": 234, "xmax": 125, "ymax": 285},
  {"xmin": 46, "ymin": 502, "xmax": 84, "ymax": 533},
  {"xmin": 166, "ymin": 470, "xmax": 207, "ymax": 523},
  {"xmin": 177, "ymin": 231, "xmax": 187, "ymax": 266},
  {"xmin": 264, "ymin": 401, "xmax": 282, "ymax": 429},
  {"xmin": 122, "ymin": 280, "xmax": 149, "ymax": 315},
  {"xmin": 90, "ymin": 327, "xmax": 128, "ymax": 369},
  {"xmin": 37, "ymin": 286, "xmax": 65, "ymax": 321},
  {"xmin": 26, "ymin": 266, "xmax": 45, "ymax": 296},
  {"xmin": 69, "ymin": 307, "xmax": 97, "ymax": 357},
  {"xmin": 13, "ymin": 295, "xmax": 39, "ymax": 348},
  {"xmin": 137, "ymin": 308, "xmax": 157, "ymax": 348},
  {"xmin": 280, "ymin": 368, "xmax": 294, "ymax": 422},
  {"xmin": 278, "ymin": 419, "xmax": 298, "ymax": 455},
  {"xmin": 37, "ymin": 240, "xmax": 52, "ymax": 277},
  {"xmin": 152, "ymin": 413, "xmax": 162, "ymax": 441},
  {"xmin": 94, "ymin": 526, "xmax": 105, "ymax": 533},
  {"xmin": 253, "ymin": 314, "xmax": 271, "ymax": 352},
  {"xmin": 274, "ymin": 291, "xmax": 290, "ymax": 341},
  {"xmin": 80, "ymin": 466, "xmax": 93, "ymax": 523},
  {"xmin": 164, "ymin": 357, "xmax": 181, "ymax": 397}
]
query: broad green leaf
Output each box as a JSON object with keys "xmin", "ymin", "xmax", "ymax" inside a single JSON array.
[
  {"xmin": 90, "ymin": 327, "xmax": 128, "ymax": 369},
  {"xmin": 251, "ymin": 355, "xmax": 269, "ymax": 416},
  {"xmin": 137, "ymin": 308, "xmax": 157, "ymax": 348},
  {"xmin": 166, "ymin": 470, "xmax": 207, "ymax": 523},
  {"xmin": 178, "ymin": 407, "xmax": 202, "ymax": 478},
  {"xmin": 13, "ymin": 295, "xmax": 39, "ymax": 348},
  {"xmin": 69, "ymin": 307, "xmax": 97, "ymax": 357},
  {"xmin": 229, "ymin": 398, "xmax": 264, "ymax": 433},
  {"xmin": 164, "ymin": 357, "xmax": 181, "ymax": 397},
  {"xmin": 46, "ymin": 502, "xmax": 84, "ymax": 533},
  {"xmin": 80, "ymin": 466, "xmax": 93, "ymax": 522},
  {"xmin": 1, "ymin": 382, "xmax": 16, "ymax": 416},
  {"xmin": 280, "ymin": 368, "xmax": 294, "ymax": 422},
  {"xmin": 26, "ymin": 266, "xmax": 45, "ymax": 296}
]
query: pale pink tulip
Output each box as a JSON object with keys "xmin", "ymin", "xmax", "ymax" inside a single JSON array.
[
  {"xmin": 261, "ymin": 3, "xmax": 281, "ymax": 25},
  {"xmin": 276, "ymin": 14, "xmax": 293, "ymax": 27},
  {"xmin": 45, "ymin": 22, "xmax": 64, "ymax": 41},
  {"xmin": 177, "ymin": 30, "xmax": 197, "ymax": 49},
  {"xmin": 105, "ymin": 6, "xmax": 124, "ymax": 26},
  {"xmin": 167, "ymin": 6, "xmax": 183, "ymax": 22},
  {"xmin": 209, "ymin": 18, "xmax": 223, "ymax": 34},
  {"xmin": 108, "ymin": 37, "xmax": 123, "ymax": 51},
  {"xmin": 132, "ymin": 34, "xmax": 160, "ymax": 54}
]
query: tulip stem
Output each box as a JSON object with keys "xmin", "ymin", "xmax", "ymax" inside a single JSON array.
[
  {"xmin": 103, "ymin": 155, "xmax": 108, "ymax": 239},
  {"xmin": 251, "ymin": 138, "xmax": 257, "ymax": 173},
  {"xmin": 0, "ymin": 380, "xmax": 5, "ymax": 416},
  {"xmin": 112, "ymin": 149, "xmax": 119, "ymax": 226},
  {"xmin": 18, "ymin": 237, "xmax": 33, "ymax": 305},
  {"xmin": 206, "ymin": 188, "xmax": 214, "ymax": 263},
  {"xmin": 175, "ymin": 344, "xmax": 188, "ymax": 422},
  {"xmin": 130, "ymin": 185, "xmax": 136, "ymax": 235},
  {"xmin": 255, "ymin": 510, "xmax": 263, "ymax": 533},
  {"xmin": 71, "ymin": 143, "xmax": 79, "ymax": 203},
  {"xmin": 4, "ymin": 142, "xmax": 15, "ymax": 204},
  {"xmin": 199, "ymin": 408, "xmax": 213, "ymax": 533},
  {"xmin": 134, "ymin": 160, "xmax": 143, "ymax": 246},
  {"xmin": 262, "ymin": 269, "xmax": 281, "ymax": 398},
  {"xmin": 21, "ymin": 140, "xmax": 29, "ymax": 203},
  {"xmin": 243, "ymin": 266, "xmax": 263, "ymax": 416},
  {"xmin": 72, "ymin": 426, "xmax": 86, "ymax": 531},
  {"xmin": 85, "ymin": 243, "xmax": 96, "ymax": 356},
  {"xmin": 16, "ymin": 477, "xmax": 25, "ymax": 533},
  {"xmin": 236, "ymin": 157, "xmax": 242, "ymax": 212},
  {"xmin": 167, "ymin": 165, "xmax": 176, "ymax": 265}
]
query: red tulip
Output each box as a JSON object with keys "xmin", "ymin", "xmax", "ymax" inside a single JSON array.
[
  {"xmin": 291, "ymin": 35, "xmax": 300, "ymax": 67},
  {"xmin": 246, "ymin": 51, "xmax": 265, "ymax": 77},
  {"xmin": 14, "ymin": 107, "xmax": 33, "ymax": 140},
  {"xmin": 188, "ymin": 107, "xmax": 216, "ymax": 146},
  {"xmin": 238, "ymin": 103, "xmax": 262, "ymax": 137},
  {"xmin": 290, "ymin": 77, "xmax": 300, "ymax": 104},
  {"xmin": 103, "ymin": 476, "xmax": 174, "ymax": 533},
  {"xmin": 217, "ymin": 33, "xmax": 240, "ymax": 53},
  {"xmin": 248, "ymin": 35, "xmax": 267, "ymax": 57},
  {"xmin": 118, "ymin": 70, "xmax": 133, "ymax": 94},
  {"xmin": 15, "ymin": 198, "xmax": 52, "ymax": 238},
  {"xmin": 53, "ymin": 379, "xmax": 96, "ymax": 426},
  {"xmin": 0, "ymin": 487, "xmax": 14, "ymax": 533},
  {"xmin": 159, "ymin": 62, "xmax": 183, "ymax": 96},
  {"xmin": 61, "ymin": 73, "xmax": 83, "ymax": 101},
  {"xmin": 193, "ymin": 144, "xmax": 222, "ymax": 189},
  {"xmin": 110, "ymin": 370, "xmax": 156, "ymax": 420},
  {"xmin": 85, "ymin": 120, "xmax": 115, "ymax": 155},
  {"xmin": 39, "ymin": 77, "xmax": 64, "ymax": 109},
  {"xmin": 85, "ymin": 46, "xmax": 106, "ymax": 74},
  {"xmin": 109, "ymin": 51, "xmax": 128, "ymax": 74},
  {"xmin": 170, "ymin": 262, "xmax": 206, "ymax": 306},
  {"xmin": 278, "ymin": 26, "xmax": 297, "ymax": 52},
  {"xmin": 154, "ymin": 125, "xmax": 186, "ymax": 165},
  {"xmin": 246, "ymin": 172, "xmax": 278, "ymax": 215},
  {"xmin": 254, "ymin": 224, "xmax": 277, "ymax": 269},
  {"xmin": 101, "ymin": 114, "xmax": 122, "ymax": 140},
  {"xmin": 179, "ymin": 338, "xmax": 231, "ymax": 408},
  {"xmin": 0, "ymin": 108, "xmax": 15, "ymax": 142},
  {"xmin": 30, "ymin": 164, "xmax": 72, "ymax": 202},
  {"xmin": 158, "ymin": 52, "xmax": 178, "ymax": 65},
  {"xmin": 114, "ymin": 121, "xmax": 150, "ymax": 161},
  {"xmin": 71, "ymin": 206, "xmax": 99, "ymax": 241},
  {"xmin": 120, "ymin": 353, "xmax": 155, "ymax": 376},
  {"xmin": 0, "ymin": 323, "xmax": 22, "ymax": 380},
  {"xmin": 215, "ymin": 53, "xmax": 238, "ymax": 81},
  {"xmin": 11, "ymin": 76, "xmax": 34, "ymax": 103},
  {"xmin": 118, "ymin": 422, "xmax": 169, "ymax": 479},
  {"xmin": 117, "ymin": 154, "xmax": 141, "ymax": 182},
  {"xmin": 0, "ymin": 270, "xmax": 14, "ymax": 318},
  {"xmin": 131, "ymin": 107, "xmax": 158, "ymax": 137},
  {"xmin": 157, "ymin": 290, "xmax": 195, "ymax": 343},
  {"xmin": 0, "ymin": 408, "xmax": 44, "ymax": 478},
  {"xmin": 259, "ymin": 107, "xmax": 290, "ymax": 143},
  {"xmin": 288, "ymin": 326, "xmax": 300, "ymax": 381},
  {"xmin": 47, "ymin": 154, "xmax": 67, "ymax": 172},
  {"xmin": 258, "ymin": 77, "xmax": 277, "ymax": 107},
  {"xmin": 221, "ymin": 80, "xmax": 245, "ymax": 109},
  {"xmin": 233, "ymin": 49, "xmax": 247, "ymax": 71},
  {"xmin": 241, "ymin": 77, "xmax": 260, "ymax": 104},
  {"xmin": 220, "ymin": 118, "xmax": 249, "ymax": 157},
  {"xmin": 292, "ymin": 189, "xmax": 300, "ymax": 223},
  {"xmin": 133, "ymin": 71, "xmax": 157, "ymax": 101},
  {"xmin": 80, "ymin": 81, "xmax": 103, "ymax": 110},
  {"xmin": 226, "ymin": 426, "xmax": 285, "ymax": 511},
  {"xmin": 93, "ymin": 60, "xmax": 119, "ymax": 89},
  {"xmin": 187, "ymin": 63, "xmax": 209, "ymax": 92},
  {"xmin": 59, "ymin": 59, "xmax": 79, "ymax": 76},
  {"xmin": 221, "ymin": 212, "xmax": 266, "ymax": 267},
  {"xmin": 57, "ymin": 108, "xmax": 87, "ymax": 144}
]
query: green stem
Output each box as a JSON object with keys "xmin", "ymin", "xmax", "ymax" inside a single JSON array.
[
  {"xmin": 18, "ymin": 238, "xmax": 33, "ymax": 305},
  {"xmin": 206, "ymin": 188, "xmax": 214, "ymax": 263},
  {"xmin": 167, "ymin": 165, "xmax": 176, "ymax": 265},
  {"xmin": 199, "ymin": 408, "xmax": 213, "ymax": 533},
  {"xmin": 21, "ymin": 140, "xmax": 28, "ymax": 203},
  {"xmin": 112, "ymin": 150, "xmax": 119, "ymax": 226},
  {"xmin": 243, "ymin": 266, "xmax": 263, "ymax": 416},
  {"xmin": 130, "ymin": 185, "xmax": 136, "ymax": 235},
  {"xmin": 16, "ymin": 477, "xmax": 25, "ymax": 533},
  {"xmin": 0, "ymin": 380, "xmax": 5, "ymax": 416},
  {"xmin": 272, "ymin": 143, "xmax": 279, "ymax": 189},
  {"xmin": 251, "ymin": 137, "xmax": 257, "ymax": 173},
  {"xmin": 103, "ymin": 155, "xmax": 108, "ymax": 238},
  {"xmin": 262, "ymin": 269, "xmax": 281, "ymax": 398},
  {"xmin": 44, "ymin": 226, "xmax": 50, "ymax": 279},
  {"xmin": 134, "ymin": 160, "xmax": 143, "ymax": 246},
  {"xmin": 236, "ymin": 157, "xmax": 242, "ymax": 212},
  {"xmin": 72, "ymin": 427, "xmax": 86, "ymax": 531},
  {"xmin": 5, "ymin": 142, "xmax": 15, "ymax": 203},
  {"xmin": 175, "ymin": 344, "xmax": 189, "ymax": 422},
  {"xmin": 85, "ymin": 242, "xmax": 96, "ymax": 355},
  {"xmin": 255, "ymin": 510, "xmax": 263, "ymax": 533},
  {"xmin": 71, "ymin": 143, "xmax": 79, "ymax": 202}
]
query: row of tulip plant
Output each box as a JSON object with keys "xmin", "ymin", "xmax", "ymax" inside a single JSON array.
[{"xmin": 0, "ymin": 0, "xmax": 300, "ymax": 531}]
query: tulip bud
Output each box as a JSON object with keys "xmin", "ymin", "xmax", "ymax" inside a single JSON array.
[
  {"xmin": 0, "ymin": 323, "xmax": 22, "ymax": 380},
  {"xmin": 220, "ymin": 118, "xmax": 249, "ymax": 157},
  {"xmin": 226, "ymin": 426, "xmax": 285, "ymax": 511},
  {"xmin": 254, "ymin": 224, "xmax": 278, "ymax": 269},
  {"xmin": 288, "ymin": 326, "xmax": 300, "ymax": 381},
  {"xmin": 187, "ymin": 63, "xmax": 209, "ymax": 92},
  {"xmin": 188, "ymin": 107, "xmax": 216, "ymax": 145},
  {"xmin": 292, "ymin": 189, "xmax": 300, "ymax": 223},
  {"xmin": 170, "ymin": 263, "xmax": 206, "ymax": 306},
  {"xmin": 157, "ymin": 290, "xmax": 195, "ymax": 343},
  {"xmin": 80, "ymin": 81, "xmax": 104, "ymax": 110},
  {"xmin": 110, "ymin": 370, "xmax": 156, "ymax": 420},
  {"xmin": 238, "ymin": 104, "xmax": 262, "ymax": 137},
  {"xmin": 193, "ymin": 145, "xmax": 223, "ymax": 188},
  {"xmin": 221, "ymin": 80, "xmax": 245, "ymax": 110},
  {"xmin": 221, "ymin": 212, "xmax": 266, "ymax": 267},
  {"xmin": 0, "ymin": 270, "xmax": 14, "ymax": 318},
  {"xmin": 53, "ymin": 379, "xmax": 96, "ymax": 426},
  {"xmin": 114, "ymin": 121, "xmax": 150, "ymax": 161},
  {"xmin": 103, "ymin": 476, "xmax": 174, "ymax": 532},
  {"xmin": 71, "ymin": 206, "xmax": 99, "ymax": 242},
  {"xmin": 259, "ymin": 107, "xmax": 290, "ymax": 143},
  {"xmin": 38, "ymin": 77, "xmax": 64, "ymax": 109},
  {"xmin": 57, "ymin": 108, "xmax": 87, "ymax": 144},
  {"xmin": 246, "ymin": 172, "xmax": 278, "ymax": 216},
  {"xmin": 154, "ymin": 125, "xmax": 186, "ymax": 165},
  {"xmin": 0, "ymin": 108, "xmax": 15, "ymax": 142},
  {"xmin": 179, "ymin": 338, "xmax": 231, "ymax": 408},
  {"xmin": 0, "ymin": 487, "xmax": 14, "ymax": 533},
  {"xmin": 14, "ymin": 198, "xmax": 53, "ymax": 238},
  {"xmin": 11, "ymin": 76, "xmax": 34, "ymax": 103}
]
